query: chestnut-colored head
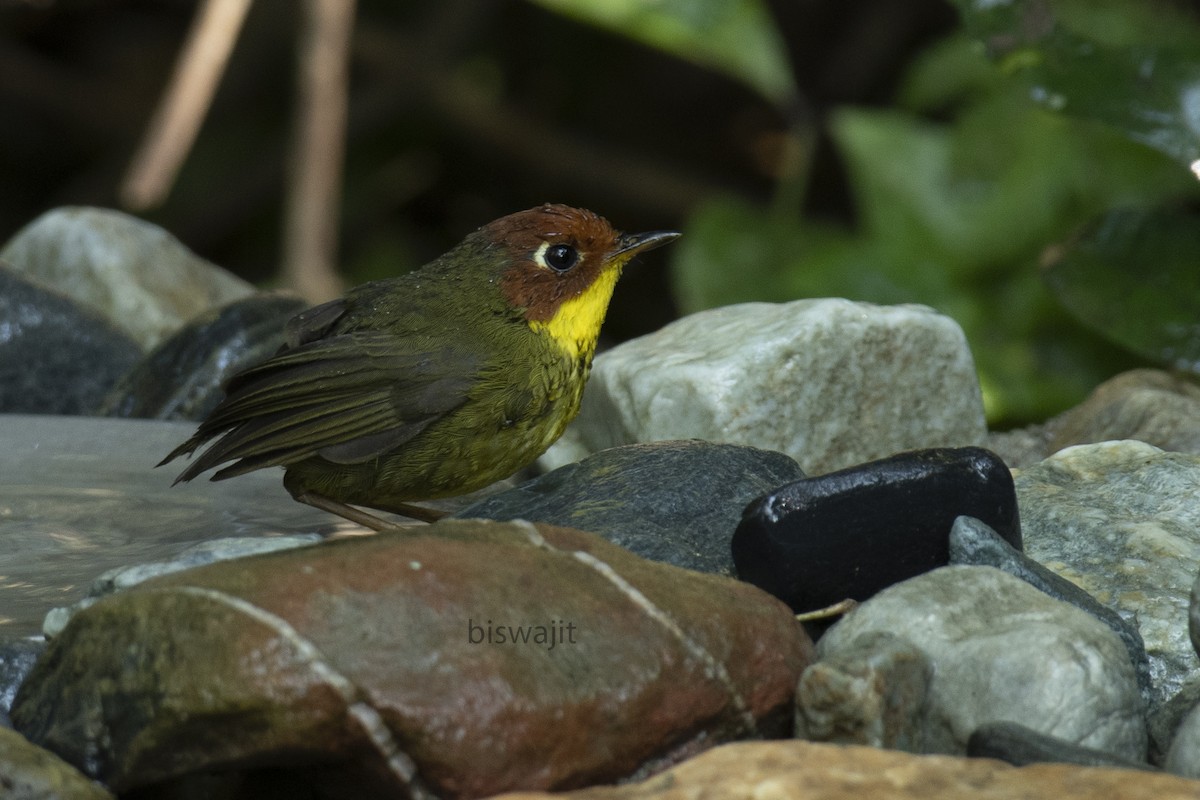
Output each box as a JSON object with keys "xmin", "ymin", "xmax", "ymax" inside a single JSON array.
[{"xmin": 487, "ymin": 204, "xmax": 678, "ymax": 326}]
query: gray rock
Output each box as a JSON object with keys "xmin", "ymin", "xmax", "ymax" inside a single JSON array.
[
  {"xmin": 0, "ymin": 207, "xmax": 253, "ymax": 349},
  {"xmin": 100, "ymin": 293, "xmax": 306, "ymax": 421},
  {"xmin": 540, "ymin": 299, "xmax": 987, "ymax": 476},
  {"xmin": 818, "ymin": 565, "xmax": 1146, "ymax": 759},
  {"xmin": 1151, "ymin": 679, "xmax": 1200, "ymax": 766},
  {"xmin": 968, "ymin": 721, "xmax": 1156, "ymax": 771},
  {"xmin": 458, "ymin": 440, "xmax": 804, "ymax": 575},
  {"xmin": 43, "ymin": 535, "xmax": 322, "ymax": 638},
  {"xmin": 795, "ymin": 631, "xmax": 931, "ymax": 752},
  {"xmin": 949, "ymin": 515, "xmax": 1152, "ymax": 706},
  {"xmin": 1192, "ymin": 569, "xmax": 1200, "ymax": 660},
  {"xmin": 0, "ymin": 726, "xmax": 113, "ymax": 799},
  {"xmin": 1166, "ymin": 701, "xmax": 1200, "ymax": 778},
  {"xmin": 986, "ymin": 370, "xmax": 1200, "ymax": 468},
  {"xmin": 1014, "ymin": 441, "xmax": 1200, "ymax": 704},
  {"xmin": 1, "ymin": 639, "xmax": 45, "ymax": 728},
  {"xmin": 0, "ymin": 266, "xmax": 141, "ymax": 415}
]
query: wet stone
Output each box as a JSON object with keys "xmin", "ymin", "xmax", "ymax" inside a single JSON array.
[
  {"xmin": 732, "ymin": 447, "xmax": 1020, "ymax": 612},
  {"xmin": 0, "ymin": 266, "xmax": 141, "ymax": 415},
  {"xmin": 458, "ymin": 440, "xmax": 805, "ymax": 575},
  {"xmin": 100, "ymin": 293, "xmax": 307, "ymax": 421},
  {"xmin": 0, "ymin": 726, "xmax": 113, "ymax": 800}
]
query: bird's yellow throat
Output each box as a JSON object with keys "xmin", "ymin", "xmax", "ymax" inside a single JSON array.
[{"xmin": 530, "ymin": 263, "xmax": 623, "ymax": 362}]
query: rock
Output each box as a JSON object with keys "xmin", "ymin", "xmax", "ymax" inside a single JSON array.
[
  {"xmin": 968, "ymin": 721, "xmax": 1156, "ymax": 771},
  {"xmin": 1151, "ymin": 680, "xmax": 1200, "ymax": 766},
  {"xmin": 1192, "ymin": 569, "xmax": 1200, "ymax": 659},
  {"xmin": 0, "ymin": 207, "xmax": 253, "ymax": 349},
  {"xmin": 42, "ymin": 534, "xmax": 322, "ymax": 637},
  {"xmin": 988, "ymin": 370, "xmax": 1200, "ymax": 467},
  {"xmin": 817, "ymin": 566, "xmax": 1146, "ymax": 759},
  {"xmin": 949, "ymin": 515, "xmax": 1152, "ymax": 705},
  {"xmin": 0, "ymin": 266, "xmax": 141, "ymax": 415},
  {"xmin": 1166, "ymin": 700, "xmax": 1200, "ymax": 778},
  {"xmin": 457, "ymin": 440, "xmax": 805, "ymax": 575},
  {"xmin": 794, "ymin": 631, "xmax": 930, "ymax": 751},
  {"xmin": 732, "ymin": 447, "xmax": 1020, "ymax": 612},
  {"xmin": 0, "ymin": 638, "xmax": 45, "ymax": 728},
  {"xmin": 0, "ymin": 727, "xmax": 113, "ymax": 800},
  {"xmin": 101, "ymin": 293, "xmax": 306, "ymax": 421},
  {"xmin": 1014, "ymin": 440, "xmax": 1200, "ymax": 705},
  {"xmin": 11, "ymin": 519, "xmax": 813, "ymax": 797},
  {"xmin": 493, "ymin": 740, "xmax": 1200, "ymax": 800},
  {"xmin": 540, "ymin": 299, "xmax": 987, "ymax": 475}
]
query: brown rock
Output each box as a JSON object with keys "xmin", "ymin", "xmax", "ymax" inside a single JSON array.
[
  {"xmin": 987, "ymin": 369, "xmax": 1200, "ymax": 467},
  {"xmin": 494, "ymin": 740, "xmax": 1200, "ymax": 800},
  {"xmin": 12, "ymin": 519, "xmax": 812, "ymax": 798},
  {"xmin": 0, "ymin": 726, "xmax": 113, "ymax": 800}
]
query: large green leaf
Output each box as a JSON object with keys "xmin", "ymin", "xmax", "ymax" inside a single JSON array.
[
  {"xmin": 951, "ymin": 0, "xmax": 1200, "ymax": 167},
  {"xmin": 1043, "ymin": 207, "xmax": 1200, "ymax": 370},
  {"xmin": 527, "ymin": 0, "xmax": 797, "ymax": 106}
]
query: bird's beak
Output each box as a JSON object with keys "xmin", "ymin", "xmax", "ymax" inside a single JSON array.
[{"xmin": 613, "ymin": 230, "xmax": 682, "ymax": 259}]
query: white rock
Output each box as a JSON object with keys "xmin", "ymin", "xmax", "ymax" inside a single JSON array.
[
  {"xmin": 818, "ymin": 565, "xmax": 1147, "ymax": 759},
  {"xmin": 1, "ymin": 207, "xmax": 253, "ymax": 349},
  {"xmin": 542, "ymin": 299, "xmax": 986, "ymax": 475}
]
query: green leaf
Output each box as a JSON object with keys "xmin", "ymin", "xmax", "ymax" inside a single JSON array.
[
  {"xmin": 950, "ymin": 0, "xmax": 1200, "ymax": 167},
  {"xmin": 526, "ymin": 0, "xmax": 797, "ymax": 106},
  {"xmin": 1043, "ymin": 206, "xmax": 1200, "ymax": 370}
]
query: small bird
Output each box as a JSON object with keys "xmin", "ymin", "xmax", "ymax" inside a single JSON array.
[{"xmin": 161, "ymin": 204, "xmax": 679, "ymax": 529}]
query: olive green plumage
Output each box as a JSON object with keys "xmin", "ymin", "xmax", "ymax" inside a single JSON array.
[{"xmin": 163, "ymin": 232, "xmax": 581, "ymax": 509}]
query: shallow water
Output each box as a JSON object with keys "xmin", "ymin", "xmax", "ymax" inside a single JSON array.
[{"xmin": 0, "ymin": 414, "xmax": 363, "ymax": 636}]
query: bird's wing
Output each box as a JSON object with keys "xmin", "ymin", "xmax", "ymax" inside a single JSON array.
[{"xmin": 163, "ymin": 330, "xmax": 480, "ymax": 482}]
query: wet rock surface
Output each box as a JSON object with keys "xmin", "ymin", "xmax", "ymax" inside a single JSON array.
[
  {"xmin": 458, "ymin": 440, "xmax": 805, "ymax": 575},
  {"xmin": 11, "ymin": 519, "xmax": 813, "ymax": 797},
  {"xmin": 0, "ymin": 266, "xmax": 141, "ymax": 415},
  {"xmin": 100, "ymin": 293, "xmax": 306, "ymax": 421},
  {"xmin": 732, "ymin": 447, "xmax": 1019, "ymax": 612}
]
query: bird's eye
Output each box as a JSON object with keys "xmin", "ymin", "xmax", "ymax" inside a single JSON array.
[{"xmin": 541, "ymin": 243, "xmax": 579, "ymax": 273}]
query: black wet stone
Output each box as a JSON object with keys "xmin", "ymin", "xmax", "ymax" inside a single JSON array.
[
  {"xmin": 949, "ymin": 515, "xmax": 1153, "ymax": 708},
  {"xmin": 100, "ymin": 293, "xmax": 306, "ymax": 421},
  {"xmin": 731, "ymin": 446, "xmax": 1020, "ymax": 613},
  {"xmin": 456, "ymin": 440, "xmax": 806, "ymax": 575},
  {"xmin": 967, "ymin": 721, "xmax": 1156, "ymax": 771},
  {"xmin": 0, "ymin": 265, "xmax": 141, "ymax": 415},
  {"xmin": 1, "ymin": 637, "xmax": 45, "ymax": 728}
]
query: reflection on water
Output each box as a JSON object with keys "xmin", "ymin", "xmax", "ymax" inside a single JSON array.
[{"xmin": 1, "ymin": 414, "xmax": 364, "ymax": 637}]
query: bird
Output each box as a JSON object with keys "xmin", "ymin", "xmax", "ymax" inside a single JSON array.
[{"xmin": 160, "ymin": 204, "xmax": 680, "ymax": 529}]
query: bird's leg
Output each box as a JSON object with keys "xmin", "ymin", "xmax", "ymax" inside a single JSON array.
[
  {"xmin": 293, "ymin": 490, "xmax": 448, "ymax": 529},
  {"xmin": 293, "ymin": 490, "xmax": 414, "ymax": 531}
]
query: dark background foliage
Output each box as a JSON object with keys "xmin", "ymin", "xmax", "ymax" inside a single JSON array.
[{"xmin": 4, "ymin": 0, "xmax": 1199, "ymax": 426}]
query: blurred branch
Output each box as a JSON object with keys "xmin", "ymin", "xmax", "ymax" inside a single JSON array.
[
  {"xmin": 282, "ymin": 0, "xmax": 356, "ymax": 302},
  {"xmin": 354, "ymin": 24, "xmax": 725, "ymax": 219},
  {"xmin": 120, "ymin": 0, "xmax": 253, "ymax": 210}
]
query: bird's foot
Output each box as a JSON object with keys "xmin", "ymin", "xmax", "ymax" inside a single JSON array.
[{"xmin": 293, "ymin": 491, "xmax": 444, "ymax": 531}]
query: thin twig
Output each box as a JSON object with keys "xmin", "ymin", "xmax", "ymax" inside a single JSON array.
[
  {"xmin": 120, "ymin": 0, "xmax": 254, "ymax": 210},
  {"xmin": 282, "ymin": 0, "xmax": 356, "ymax": 302}
]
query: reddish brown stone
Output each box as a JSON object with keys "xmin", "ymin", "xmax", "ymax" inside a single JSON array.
[{"xmin": 12, "ymin": 520, "xmax": 812, "ymax": 798}]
